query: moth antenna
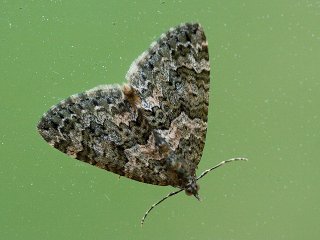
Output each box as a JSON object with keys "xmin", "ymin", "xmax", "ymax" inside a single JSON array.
[
  {"xmin": 197, "ymin": 157, "xmax": 248, "ymax": 181},
  {"xmin": 141, "ymin": 158, "xmax": 247, "ymax": 225},
  {"xmin": 141, "ymin": 188, "xmax": 183, "ymax": 226}
]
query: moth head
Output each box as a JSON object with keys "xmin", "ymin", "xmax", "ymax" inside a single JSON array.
[{"xmin": 185, "ymin": 179, "xmax": 200, "ymax": 201}]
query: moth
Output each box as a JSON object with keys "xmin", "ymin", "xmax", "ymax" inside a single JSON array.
[{"xmin": 37, "ymin": 23, "xmax": 247, "ymax": 225}]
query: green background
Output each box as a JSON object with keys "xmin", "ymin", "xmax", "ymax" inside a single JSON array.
[{"xmin": 1, "ymin": 0, "xmax": 319, "ymax": 239}]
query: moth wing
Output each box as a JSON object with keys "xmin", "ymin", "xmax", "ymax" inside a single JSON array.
[
  {"xmin": 125, "ymin": 23, "xmax": 210, "ymax": 187},
  {"xmin": 38, "ymin": 85, "xmax": 182, "ymax": 185}
]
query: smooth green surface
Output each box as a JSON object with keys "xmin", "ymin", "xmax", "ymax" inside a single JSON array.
[{"xmin": 1, "ymin": 0, "xmax": 320, "ymax": 239}]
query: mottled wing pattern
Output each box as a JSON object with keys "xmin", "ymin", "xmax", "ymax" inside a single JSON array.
[
  {"xmin": 125, "ymin": 23, "xmax": 210, "ymax": 188},
  {"xmin": 38, "ymin": 86, "xmax": 141, "ymax": 176},
  {"xmin": 37, "ymin": 23, "xmax": 210, "ymax": 190}
]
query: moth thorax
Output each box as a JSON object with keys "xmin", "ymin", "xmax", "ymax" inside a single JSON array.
[
  {"xmin": 122, "ymin": 84, "xmax": 140, "ymax": 107},
  {"xmin": 185, "ymin": 180, "xmax": 200, "ymax": 197}
]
